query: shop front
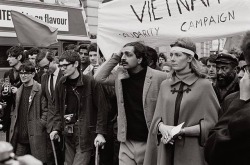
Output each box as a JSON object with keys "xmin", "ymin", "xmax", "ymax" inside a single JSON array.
[{"xmin": 0, "ymin": 0, "xmax": 89, "ymax": 71}]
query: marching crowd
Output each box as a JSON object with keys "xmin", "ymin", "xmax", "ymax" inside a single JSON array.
[{"xmin": 0, "ymin": 33, "xmax": 250, "ymax": 165}]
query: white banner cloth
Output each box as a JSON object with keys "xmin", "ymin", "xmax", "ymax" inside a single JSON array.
[{"xmin": 97, "ymin": 0, "xmax": 250, "ymax": 59}]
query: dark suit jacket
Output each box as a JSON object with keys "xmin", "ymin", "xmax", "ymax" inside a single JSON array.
[{"xmin": 41, "ymin": 69, "xmax": 64, "ymax": 133}]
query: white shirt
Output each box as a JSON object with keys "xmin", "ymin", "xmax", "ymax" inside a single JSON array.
[{"xmin": 48, "ymin": 67, "xmax": 60, "ymax": 95}]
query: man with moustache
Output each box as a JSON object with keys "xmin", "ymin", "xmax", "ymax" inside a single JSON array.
[
  {"xmin": 36, "ymin": 49, "xmax": 64, "ymax": 165},
  {"xmin": 95, "ymin": 42, "xmax": 167, "ymax": 165},
  {"xmin": 213, "ymin": 53, "xmax": 239, "ymax": 108}
]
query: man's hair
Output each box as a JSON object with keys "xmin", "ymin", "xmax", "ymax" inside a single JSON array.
[
  {"xmin": 59, "ymin": 50, "xmax": 81, "ymax": 70},
  {"xmin": 65, "ymin": 44, "xmax": 76, "ymax": 51},
  {"xmin": 158, "ymin": 53, "xmax": 167, "ymax": 61},
  {"xmin": 146, "ymin": 46, "xmax": 158, "ymax": 67},
  {"xmin": 123, "ymin": 42, "xmax": 148, "ymax": 68},
  {"xmin": 199, "ymin": 57, "xmax": 209, "ymax": 65},
  {"xmin": 6, "ymin": 46, "xmax": 25, "ymax": 62},
  {"xmin": 88, "ymin": 43, "xmax": 97, "ymax": 53},
  {"xmin": 28, "ymin": 47, "xmax": 40, "ymax": 56},
  {"xmin": 36, "ymin": 49, "xmax": 55, "ymax": 64},
  {"xmin": 19, "ymin": 60, "xmax": 36, "ymax": 73},
  {"xmin": 75, "ymin": 44, "xmax": 89, "ymax": 52},
  {"xmin": 206, "ymin": 54, "xmax": 217, "ymax": 64}
]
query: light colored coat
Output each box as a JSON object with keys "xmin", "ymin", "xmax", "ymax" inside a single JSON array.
[
  {"xmin": 9, "ymin": 81, "xmax": 47, "ymax": 163},
  {"xmin": 94, "ymin": 54, "xmax": 167, "ymax": 142},
  {"xmin": 143, "ymin": 73, "xmax": 220, "ymax": 165}
]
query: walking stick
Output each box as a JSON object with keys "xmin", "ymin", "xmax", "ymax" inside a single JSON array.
[
  {"xmin": 95, "ymin": 144, "xmax": 99, "ymax": 165},
  {"xmin": 51, "ymin": 140, "xmax": 58, "ymax": 165}
]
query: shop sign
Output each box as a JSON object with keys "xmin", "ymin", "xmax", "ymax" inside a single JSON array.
[{"xmin": 0, "ymin": 4, "xmax": 69, "ymax": 31}]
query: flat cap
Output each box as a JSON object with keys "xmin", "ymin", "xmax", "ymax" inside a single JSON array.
[{"xmin": 215, "ymin": 53, "xmax": 238, "ymax": 66}]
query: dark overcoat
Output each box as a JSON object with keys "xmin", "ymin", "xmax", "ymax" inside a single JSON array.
[
  {"xmin": 41, "ymin": 69, "xmax": 63, "ymax": 133},
  {"xmin": 204, "ymin": 92, "xmax": 250, "ymax": 165},
  {"xmin": 53, "ymin": 73, "xmax": 108, "ymax": 152},
  {"xmin": 9, "ymin": 81, "xmax": 47, "ymax": 163}
]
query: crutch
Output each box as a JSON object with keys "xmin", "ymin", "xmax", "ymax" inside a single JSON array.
[
  {"xmin": 95, "ymin": 143, "xmax": 100, "ymax": 165},
  {"xmin": 51, "ymin": 139, "xmax": 58, "ymax": 165}
]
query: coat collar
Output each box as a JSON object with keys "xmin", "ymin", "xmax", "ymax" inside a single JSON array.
[
  {"xmin": 16, "ymin": 80, "xmax": 39, "ymax": 112},
  {"xmin": 61, "ymin": 71, "xmax": 85, "ymax": 87},
  {"xmin": 28, "ymin": 81, "xmax": 39, "ymax": 110},
  {"xmin": 143, "ymin": 67, "xmax": 153, "ymax": 107},
  {"xmin": 117, "ymin": 66, "xmax": 151, "ymax": 80},
  {"xmin": 170, "ymin": 72, "xmax": 199, "ymax": 86}
]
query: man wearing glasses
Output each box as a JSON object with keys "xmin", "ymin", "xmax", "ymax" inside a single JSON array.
[
  {"xmin": 50, "ymin": 50, "xmax": 108, "ymax": 165},
  {"xmin": 0, "ymin": 46, "xmax": 24, "ymax": 141},
  {"xmin": 76, "ymin": 44, "xmax": 90, "ymax": 73},
  {"xmin": 36, "ymin": 49, "xmax": 64, "ymax": 165},
  {"xmin": 9, "ymin": 60, "xmax": 47, "ymax": 164}
]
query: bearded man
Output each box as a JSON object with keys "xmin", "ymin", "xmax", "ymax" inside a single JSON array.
[{"xmin": 213, "ymin": 53, "xmax": 239, "ymax": 111}]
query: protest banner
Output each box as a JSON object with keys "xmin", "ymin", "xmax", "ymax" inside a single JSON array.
[{"xmin": 97, "ymin": 0, "xmax": 250, "ymax": 59}]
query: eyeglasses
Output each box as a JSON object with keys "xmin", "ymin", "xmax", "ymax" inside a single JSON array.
[
  {"xmin": 39, "ymin": 62, "xmax": 50, "ymax": 70},
  {"xmin": 58, "ymin": 63, "xmax": 73, "ymax": 69},
  {"xmin": 19, "ymin": 71, "xmax": 33, "ymax": 76}
]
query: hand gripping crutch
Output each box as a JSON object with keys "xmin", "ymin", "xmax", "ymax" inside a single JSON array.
[
  {"xmin": 95, "ymin": 143, "xmax": 100, "ymax": 165},
  {"xmin": 51, "ymin": 139, "xmax": 58, "ymax": 165}
]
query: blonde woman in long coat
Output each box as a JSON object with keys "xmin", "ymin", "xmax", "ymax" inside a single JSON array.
[{"xmin": 144, "ymin": 38, "xmax": 220, "ymax": 165}]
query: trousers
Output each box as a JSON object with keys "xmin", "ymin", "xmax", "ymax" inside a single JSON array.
[{"xmin": 119, "ymin": 139, "xmax": 146, "ymax": 165}]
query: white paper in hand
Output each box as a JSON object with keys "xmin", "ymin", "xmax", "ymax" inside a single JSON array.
[{"xmin": 171, "ymin": 122, "xmax": 185, "ymax": 137}]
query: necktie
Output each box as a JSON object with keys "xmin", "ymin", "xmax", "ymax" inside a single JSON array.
[{"xmin": 50, "ymin": 73, "xmax": 54, "ymax": 99}]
